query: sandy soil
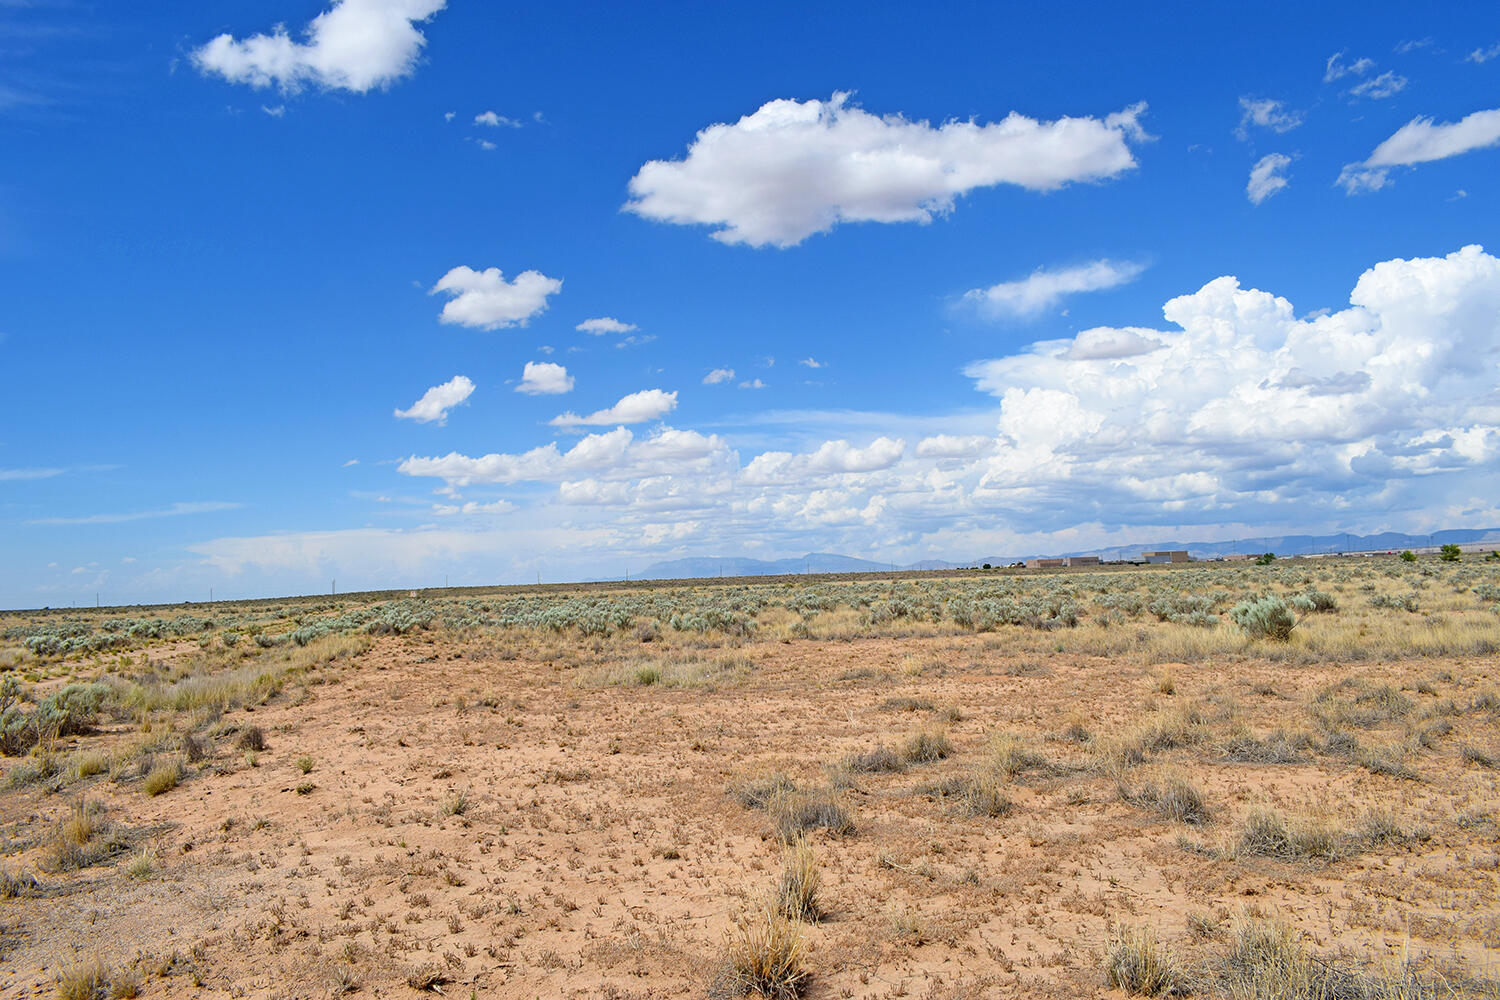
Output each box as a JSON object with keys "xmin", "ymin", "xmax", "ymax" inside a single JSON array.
[{"xmin": 2, "ymin": 626, "xmax": 1498, "ymax": 998}]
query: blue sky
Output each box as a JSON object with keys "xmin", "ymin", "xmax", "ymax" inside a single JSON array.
[{"xmin": 3, "ymin": 0, "xmax": 1500, "ymax": 606}]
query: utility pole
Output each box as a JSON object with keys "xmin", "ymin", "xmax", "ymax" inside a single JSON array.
[{"xmin": 332, "ymin": 579, "xmax": 336, "ymax": 595}]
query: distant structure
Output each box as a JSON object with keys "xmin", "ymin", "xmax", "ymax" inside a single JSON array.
[
  {"xmin": 1142, "ymin": 550, "xmax": 1190, "ymax": 564},
  {"xmin": 1023, "ymin": 555, "xmax": 1100, "ymax": 569}
]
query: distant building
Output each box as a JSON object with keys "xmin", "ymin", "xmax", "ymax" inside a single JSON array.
[
  {"xmin": 1062, "ymin": 556, "xmax": 1100, "ymax": 567},
  {"xmin": 1024, "ymin": 557, "xmax": 1066, "ymax": 569},
  {"xmin": 1142, "ymin": 550, "xmax": 1190, "ymax": 564},
  {"xmin": 1221, "ymin": 553, "xmax": 1254, "ymax": 561}
]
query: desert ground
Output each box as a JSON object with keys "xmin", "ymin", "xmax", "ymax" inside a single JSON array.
[{"xmin": 2, "ymin": 555, "xmax": 1499, "ymax": 999}]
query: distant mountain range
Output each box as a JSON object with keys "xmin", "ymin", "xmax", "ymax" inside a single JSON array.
[{"xmin": 635, "ymin": 529, "xmax": 1500, "ymax": 580}]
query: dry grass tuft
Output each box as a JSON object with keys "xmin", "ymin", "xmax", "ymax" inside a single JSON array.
[
  {"xmin": 723, "ymin": 908, "xmax": 809, "ymax": 998},
  {"xmin": 900, "ymin": 728, "xmax": 952, "ymax": 764},
  {"xmin": 142, "ymin": 757, "xmax": 182, "ymax": 796},
  {"xmin": 1233, "ymin": 808, "xmax": 1340, "ymax": 863},
  {"xmin": 773, "ymin": 841, "xmax": 820, "ymax": 922},
  {"xmin": 1104, "ymin": 924, "xmax": 1182, "ymax": 996},
  {"xmin": 1121, "ymin": 775, "xmax": 1210, "ymax": 825},
  {"xmin": 767, "ymin": 787, "xmax": 853, "ymax": 843}
]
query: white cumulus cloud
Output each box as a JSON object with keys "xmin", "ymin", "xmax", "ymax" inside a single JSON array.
[
  {"xmin": 625, "ymin": 92, "xmax": 1148, "ymax": 247},
  {"xmin": 1236, "ymin": 98, "xmax": 1302, "ymax": 139},
  {"xmin": 431, "ymin": 266, "xmax": 562, "ymax": 329},
  {"xmin": 548, "ymin": 389, "xmax": 678, "ymax": 428},
  {"xmin": 394, "ymin": 375, "xmax": 474, "ymax": 424},
  {"xmin": 1338, "ymin": 108, "xmax": 1500, "ymax": 193},
  {"xmin": 965, "ymin": 259, "xmax": 1145, "ymax": 318},
  {"xmin": 474, "ymin": 110, "xmax": 520, "ymax": 127},
  {"xmin": 516, "ymin": 361, "xmax": 573, "ymax": 395},
  {"xmin": 576, "ymin": 317, "xmax": 638, "ymax": 335},
  {"xmin": 1247, "ymin": 153, "xmax": 1293, "ymax": 204},
  {"xmin": 193, "ymin": 0, "xmax": 445, "ymax": 94}
]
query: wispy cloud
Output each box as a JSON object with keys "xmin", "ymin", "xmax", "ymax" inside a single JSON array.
[
  {"xmin": 1247, "ymin": 153, "xmax": 1293, "ymax": 204},
  {"xmin": 1339, "ymin": 107, "xmax": 1500, "ymax": 192},
  {"xmin": 965, "ymin": 259, "xmax": 1146, "ymax": 318},
  {"xmin": 31, "ymin": 501, "xmax": 242, "ymax": 526},
  {"xmin": 0, "ymin": 466, "xmax": 65, "ymax": 481}
]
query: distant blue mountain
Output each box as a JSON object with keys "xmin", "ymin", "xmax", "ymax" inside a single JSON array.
[{"xmin": 636, "ymin": 529, "xmax": 1500, "ymax": 580}]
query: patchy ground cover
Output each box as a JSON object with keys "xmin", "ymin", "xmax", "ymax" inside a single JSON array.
[{"xmin": 2, "ymin": 555, "xmax": 1499, "ymax": 998}]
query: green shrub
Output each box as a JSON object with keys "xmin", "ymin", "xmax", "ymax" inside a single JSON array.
[{"xmin": 1230, "ymin": 596, "xmax": 1295, "ymax": 641}]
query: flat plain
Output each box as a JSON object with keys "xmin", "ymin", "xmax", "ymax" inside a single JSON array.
[{"xmin": 2, "ymin": 555, "xmax": 1499, "ymax": 999}]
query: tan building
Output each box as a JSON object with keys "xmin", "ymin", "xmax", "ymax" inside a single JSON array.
[
  {"xmin": 1024, "ymin": 558, "xmax": 1066, "ymax": 569},
  {"xmin": 1142, "ymin": 550, "xmax": 1190, "ymax": 564},
  {"xmin": 1062, "ymin": 556, "xmax": 1100, "ymax": 567}
]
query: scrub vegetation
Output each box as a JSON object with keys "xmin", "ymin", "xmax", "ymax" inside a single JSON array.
[{"xmin": 0, "ymin": 554, "xmax": 1497, "ymax": 997}]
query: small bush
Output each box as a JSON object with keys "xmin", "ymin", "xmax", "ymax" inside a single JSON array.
[
  {"xmin": 237, "ymin": 726, "xmax": 266, "ymax": 751},
  {"xmin": 1234, "ymin": 808, "xmax": 1339, "ymax": 863},
  {"xmin": 724, "ymin": 909, "xmax": 808, "ymax": 998},
  {"xmin": 767, "ymin": 787, "xmax": 853, "ymax": 843},
  {"xmin": 1230, "ymin": 596, "xmax": 1295, "ymax": 641},
  {"xmin": 840, "ymin": 745, "xmax": 903, "ymax": 774},
  {"xmin": 295, "ymin": 755, "xmax": 314, "ymax": 774},
  {"xmin": 142, "ymin": 758, "xmax": 182, "ymax": 796},
  {"xmin": 1104, "ymin": 924, "xmax": 1182, "ymax": 996},
  {"xmin": 1440, "ymin": 544, "xmax": 1461, "ymax": 562},
  {"xmin": 1122, "ymin": 776, "xmax": 1209, "ymax": 825},
  {"xmin": 730, "ymin": 773, "xmax": 796, "ymax": 810},
  {"xmin": 899, "ymin": 729, "xmax": 952, "ymax": 764}
]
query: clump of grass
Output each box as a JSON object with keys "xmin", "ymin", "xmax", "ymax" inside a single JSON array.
[
  {"xmin": 7, "ymin": 750, "xmax": 61, "ymax": 788},
  {"xmin": 729, "ymin": 772, "xmax": 796, "ymax": 810},
  {"xmin": 1105, "ymin": 924, "xmax": 1182, "ymax": 996},
  {"xmin": 900, "ymin": 728, "xmax": 952, "ymax": 764},
  {"xmin": 879, "ymin": 696, "xmax": 935, "ymax": 713},
  {"xmin": 441, "ymin": 789, "xmax": 470, "ymax": 816},
  {"xmin": 72, "ymin": 751, "xmax": 108, "ymax": 780},
  {"xmin": 942, "ymin": 768, "xmax": 1013, "ymax": 818},
  {"xmin": 0, "ymin": 867, "xmax": 41, "ymax": 898},
  {"xmin": 1461, "ymin": 744, "xmax": 1499, "ymax": 769},
  {"xmin": 767, "ymin": 787, "xmax": 852, "ymax": 843},
  {"xmin": 1221, "ymin": 914, "xmax": 1329, "ymax": 1000},
  {"xmin": 773, "ymin": 841, "xmax": 820, "ymax": 922},
  {"xmin": 887, "ymin": 903, "xmax": 927, "ymax": 944},
  {"xmin": 237, "ymin": 726, "xmax": 266, "ymax": 751},
  {"xmin": 295, "ymin": 755, "xmax": 314, "ymax": 774},
  {"xmin": 1121, "ymin": 775, "xmax": 1210, "ymax": 825},
  {"xmin": 1357, "ymin": 809, "xmax": 1410, "ymax": 847},
  {"xmin": 1219, "ymin": 728, "xmax": 1307, "ymax": 764},
  {"xmin": 840, "ymin": 744, "xmax": 903, "ymax": 774},
  {"xmin": 142, "ymin": 757, "xmax": 182, "ymax": 796},
  {"xmin": 987, "ymin": 733, "xmax": 1051, "ymax": 780},
  {"xmin": 1233, "ymin": 808, "xmax": 1339, "ymax": 863},
  {"xmin": 295, "ymin": 780, "xmax": 315, "ymax": 795},
  {"xmin": 43, "ymin": 797, "xmax": 126, "ymax": 872},
  {"xmin": 405, "ymin": 962, "xmax": 450, "ymax": 990},
  {"xmin": 723, "ymin": 908, "xmax": 808, "ymax": 998},
  {"xmin": 591, "ymin": 654, "xmax": 753, "ymax": 689},
  {"xmin": 126, "ymin": 846, "xmax": 157, "ymax": 880}
]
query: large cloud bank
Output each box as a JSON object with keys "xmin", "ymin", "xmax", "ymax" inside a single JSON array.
[{"xmin": 197, "ymin": 246, "xmax": 1500, "ymax": 585}]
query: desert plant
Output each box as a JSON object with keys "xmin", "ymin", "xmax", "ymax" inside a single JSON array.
[
  {"xmin": 1230, "ymin": 596, "xmax": 1296, "ymax": 641},
  {"xmin": 724, "ymin": 908, "xmax": 808, "ymax": 998},
  {"xmin": 1104, "ymin": 924, "xmax": 1182, "ymax": 996},
  {"xmin": 1440, "ymin": 544, "xmax": 1461, "ymax": 562},
  {"xmin": 773, "ymin": 841, "xmax": 820, "ymax": 921},
  {"xmin": 1399, "ymin": 549, "xmax": 1417, "ymax": 562},
  {"xmin": 1121, "ymin": 776, "xmax": 1209, "ymax": 825},
  {"xmin": 142, "ymin": 758, "xmax": 182, "ymax": 796},
  {"xmin": 767, "ymin": 787, "xmax": 852, "ymax": 842},
  {"xmin": 900, "ymin": 728, "xmax": 952, "ymax": 764},
  {"xmin": 1233, "ymin": 808, "xmax": 1339, "ymax": 862}
]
